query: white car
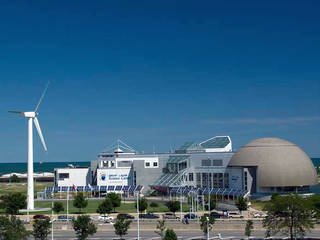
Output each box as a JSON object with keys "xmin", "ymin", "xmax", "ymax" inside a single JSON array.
[
  {"xmin": 98, "ymin": 215, "xmax": 114, "ymax": 222},
  {"xmin": 253, "ymin": 212, "xmax": 267, "ymax": 218}
]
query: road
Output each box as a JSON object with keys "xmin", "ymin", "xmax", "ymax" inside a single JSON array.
[{"xmin": 26, "ymin": 220, "xmax": 320, "ymax": 240}]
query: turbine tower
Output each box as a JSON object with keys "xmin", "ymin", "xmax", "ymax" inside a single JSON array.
[{"xmin": 9, "ymin": 83, "xmax": 49, "ymax": 210}]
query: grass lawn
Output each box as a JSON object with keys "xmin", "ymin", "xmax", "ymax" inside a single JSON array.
[
  {"xmin": 0, "ymin": 182, "xmax": 192, "ymax": 215},
  {"xmin": 31, "ymin": 200, "xmax": 191, "ymax": 215},
  {"xmin": 250, "ymin": 200, "xmax": 268, "ymax": 211},
  {"xmin": 0, "ymin": 182, "xmax": 53, "ymax": 196}
]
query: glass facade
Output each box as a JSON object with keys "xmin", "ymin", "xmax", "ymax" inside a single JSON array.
[{"xmin": 191, "ymin": 171, "xmax": 230, "ymax": 188}]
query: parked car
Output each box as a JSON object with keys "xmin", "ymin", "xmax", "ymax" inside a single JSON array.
[
  {"xmin": 33, "ymin": 215, "xmax": 49, "ymax": 220},
  {"xmin": 117, "ymin": 213, "xmax": 135, "ymax": 219},
  {"xmin": 253, "ymin": 212, "xmax": 267, "ymax": 218},
  {"xmin": 210, "ymin": 211, "xmax": 223, "ymax": 218},
  {"xmin": 184, "ymin": 213, "xmax": 198, "ymax": 219},
  {"xmin": 162, "ymin": 212, "xmax": 180, "ymax": 219},
  {"xmin": 139, "ymin": 213, "xmax": 160, "ymax": 219},
  {"xmin": 98, "ymin": 215, "xmax": 114, "ymax": 222},
  {"xmin": 57, "ymin": 215, "xmax": 74, "ymax": 221},
  {"xmin": 227, "ymin": 212, "xmax": 244, "ymax": 219}
]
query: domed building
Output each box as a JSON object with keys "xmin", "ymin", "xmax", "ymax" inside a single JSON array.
[{"xmin": 228, "ymin": 138, "xmax": 317, "ymax": 195}]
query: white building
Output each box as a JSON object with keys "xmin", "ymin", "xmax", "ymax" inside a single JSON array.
[{"xmin": 54, "ymin": 166, "xmax": 89, "ymax": 187}]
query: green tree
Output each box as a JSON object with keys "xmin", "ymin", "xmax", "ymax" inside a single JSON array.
[
  {"xmin": 204, "ymin": 195, "xmax": 216, "ymax": 211},
  {"xmin": 9, "ymin": 174, "xmax": 20, "ymax": 183},
  {"xmin": 163, "ymin": 229, "xmax": 178, "ymax": 240},
  {"xmin": 73, "ymin": 193, "xmax": 88, "ymax": 213},
  {"xmin": 199, "ymin": 214, "xmax": 215, "ymax": 236},
  {"xmin": 155, "ymin": 220, "xmax": 166, "ymax": 240},
  {"xmin": 113, "ymin": 215, "xmax": 132, "ymax": 240},
  {"xmin": 52, "ymin": 201, "xmax": 64, "ymax": 214},
  {"xmin": 165, "ymin": 201, "xmax": 180, "ymax": 216},
  {"xmin": 235, "ymin": 196, "xmax": 248, "ymax": 214},
  {"xmin": 135, "ymin": 197, "xmax": 148, "ymax": 212},
  {"xmin": 72, "ymin": 215, "xmax": 97, "ymax": 240},
  {"xmin": 1, "ymin": 192, "xmax": 26, "ymax": 215},
  {"xmin": 245, "ymin": 220, "xmax": 254, "ymax": 239},
  {"xmin": 150, "ymin": 202, "xmax": 159, "ymax": 208},
  {"xmin": 96, "ymin": 198, "xmax": 112, "ymax": 216},
  {"xmin": 106, "ymin": 192, "xmax": 121, "ymax": 212},
  {"xmin": 307, "ymin": 194, "xmax": 320, "ymax": 219},
  {"xmin": 263, "ymin": 194, "xmax": 314, "ymax": 240},
  {"xmin": 0, "ymin": 215, "xmax": 30, "ymax": 240},
  {"xmin": 32, "ymin": 218, "xmax": 51, "ymax": 240}
]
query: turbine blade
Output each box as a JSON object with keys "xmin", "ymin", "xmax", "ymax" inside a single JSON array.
[
  {"xmin": 33, "ymin": 117, "xmax": 47, "ymax": 151},
  {"xmin": 34, "ymin": 81, "xmax": 50, "ymax": 113},
  {"xmin": 8, "ymin": 111, "xmax": 23, "ymax": 114}
]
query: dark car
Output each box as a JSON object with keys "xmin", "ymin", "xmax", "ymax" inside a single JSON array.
[
  {"xmin": 139, "ymin": 213, "xmax": 159, "ymax": 219},
  {"xmin": 162, "ymin": 213, "xmax": 180, "ymax": 219},
  {"xmin": 210, "ymin": 211, "xmax": 223, "ymax": 218},
  {"xmin": 33, "ymin": 215, "xmax": 49, "ymax": 220},
  {"xmin": 184, "ymin": 213, "xmax": 198, "ymax": 219},
  {"xmin": 57, "ymin": 215, "xmax": 75, "ymax": 221},
  {"xmin": 117, "ymin": 213, "xmax": 135, "ymax": 220}
]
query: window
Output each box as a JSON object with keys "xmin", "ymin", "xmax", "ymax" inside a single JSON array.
[
  {"xmin": 59, "ymin": 173, "xmax": 69, "ymax": 180},
  {"xmin": 201, "ymin": 159, "xmax": 211, "ymax": 166},
  {"xmin": 134, "ymin": 171, "xmax": 137, "ymax": 185},
  {"xmin": 209, "ymin": 173, "xmax": 212, "ymax": 188},
  {"xmin": 244, "ymin": 171, "xmax": 248, "ymax": 190},
  {"xmin": 178, "ymin": 161, "xmax": 187, "ymax": 171},
  {"xmin": 224, "ymin": 173, "xmax": 229, "ymax": 188},
  {"xmin": 188, "ymin": 173, "xmax": 194, "ymax": 181},
  {"xmin": 212, "ymin": 159, "xmax": 223, "ymax": 166},
  {"xmin": 218, "ymin": 173, "xmax": 223, "ymax": 188},
  {"xmin": 202, "ymin": 173, "xmax": 209, "ymax": 188},
  {"xmin": 153, "ymin": 162, "xmax": 158, "ymax": 167},
  {"xmin": 196, "ymin": 173, "xmax": 201, "ymax": 187},
  {"xmin": 118, "ymin": 161, "xmax": 132, "ymax": 167},
  {"xmin": 146, "ymin": 162, "xmax": 150, "ymax": 167}
]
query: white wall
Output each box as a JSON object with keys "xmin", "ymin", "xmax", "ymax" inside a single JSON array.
[
  {"xmin": 56, "ymin": 168, "xmax": 89, "ymax": 187},
  {"xmin": 115, "ymin": 156, "xmax": 159, "ymax": 168}
]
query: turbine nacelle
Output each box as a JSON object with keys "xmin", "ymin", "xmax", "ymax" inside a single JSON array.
[
  {"xmin": 8, "ymin": 111, "xmax": 37, "ymax": 118},
  {"xmin": 23, "ymin": 112, "xmax": 36, "ymax": 118}
]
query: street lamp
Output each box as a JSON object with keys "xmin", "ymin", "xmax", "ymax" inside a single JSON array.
[
  {"xmin": 206, "ymin": 216, "xmax": 209, "ymax": 240},
  {"xmin": 136, "ymin": 192, "xmax": 140, "ymax": 240},
  {"xmin": 51, "ymin": 193, "xmax": 54, "ymax": 240}
]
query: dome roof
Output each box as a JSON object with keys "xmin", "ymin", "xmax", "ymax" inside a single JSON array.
[{"xmin": 228, "ymin": 138, "xmax": 317, "ymax": 187}]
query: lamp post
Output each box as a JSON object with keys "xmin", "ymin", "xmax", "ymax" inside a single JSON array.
[
  {"xmin": 206, "ymin": 216, "xmax": 209, "ymax": 240},
  {"xmin": 66, "ymin": 188, "xmax": 69, "ymax": 222},
  {"xmin": 136, "ymin": 192, "xmax": 140, "ymax": 240},
  {"xmin": 51, "ymin": 193, "xmax": 54, "ymax": 240},
  {"xmin": 180, "ymin": 188, "xmax": 183, "ymax": 222}
]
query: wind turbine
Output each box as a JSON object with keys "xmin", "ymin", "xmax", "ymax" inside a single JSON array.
[{"xmin": 9, "ymin": 83, "xmax": 49, "ymax": 210}]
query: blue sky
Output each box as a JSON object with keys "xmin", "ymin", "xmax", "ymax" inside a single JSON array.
[{"xmin": 0, "ymin": 1, "xmax": 319, "ymax": 162}]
